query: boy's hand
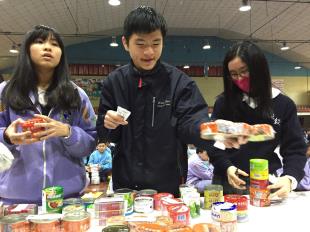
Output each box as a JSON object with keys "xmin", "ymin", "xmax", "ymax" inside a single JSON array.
[
  {"xmin": 104, "ymin": 110, "xmax": 128, "ymax": 129},
  {"xmin": 268, "ymin": 176, "xmax": 291, "ymax": 199}
]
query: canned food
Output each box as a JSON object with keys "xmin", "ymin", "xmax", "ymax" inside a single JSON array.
[
  {"xmin": 42, "ymin": 186, "xmax": 64, "ymax": 213},
  {"xmin": 0, "ymin": 214, "xmax": 30, "ymax": 232},
  {"xmin": 134, "ymin": 197, "xmax": 153, "ymax": 213},
  {"xmin": 204, "ymin": 185, "xmax": 223, "ymax": 209},
  {"xmin": 182, "ymin": 191, "xmax": 200, "ymax": 218},
  {"xmin": 161, "ymin": 198, "xmax": 183, "ymax": 216},
  {"xmin": 20, "ymin": 117, "xmax": 45, "ymax": 138},
  {"xmin": 154, "ymin": 193, "xmax": 173, "ymax": 210},
  {"xmin": 211, "ymin": 202, "xmax": 237, "ymax": 232},
  {"xmin": 137, "ymin": 189, "xmax": 157, "ymax": 197},
  {"xmin": 62, "ymin": 211, "xmax": 91, "ymax": 232},
  {"xmin": 114, "ymin": 189, "xmax": 134, "ymax": 216},
  {"xmin": 167, "ymin": 205, "xmax": 190, "ymax": 226},
  {"xmin": 3, "ymin": 204, "xmax": 38, "ymax": 216},
  {"xmin": 250, "ymin": 159, "xmax": 268, "ymax": 180},
  {"xmin": 102, "ymin": 225, "xmax": 130, "ymax": 232},
  {"xmin": 224, "ymin": 195, "xmax": 248, "ymax": 222},
  {"xmin": 63, "ymin": 198, "xmax": 84, "ymax": 208},
  {"xmin": 30, "ymin": 218, "xmax": 61, "ymax": 232},
  {"xmin": 62, "ymin": 204, "xmax": 85, "ymax": 215}
]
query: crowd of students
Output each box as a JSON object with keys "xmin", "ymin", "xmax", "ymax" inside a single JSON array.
[{"xmin": 0, "ymin": 6, "xmax": 309, "ymax": 204}]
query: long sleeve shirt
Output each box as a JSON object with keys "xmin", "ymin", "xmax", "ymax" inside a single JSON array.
[
  {"xmin": 186, "ymin": 153, "xmax": 214, "ymax": 192},
  {"xmin": 88, "ymin": 148, "xmax": 112, "ymax": 171}
]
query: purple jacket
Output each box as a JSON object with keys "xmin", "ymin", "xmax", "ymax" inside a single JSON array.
[
  {"xmin": 0, "ymin": 83, "xmax": 96, "ymax": 204},
  {"xmin": 186, "ymin": 153, "xmax": 214, "ymax": 193}
]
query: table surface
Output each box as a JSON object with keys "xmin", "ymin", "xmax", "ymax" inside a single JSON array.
[{"xmin": 88, "ymin": 191, "xmax": 310, "ymax": 232}]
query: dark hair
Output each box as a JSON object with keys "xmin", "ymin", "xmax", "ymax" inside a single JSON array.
[
  {"xmin": 222, "ymin": 41, "xmax": 272, "ymax": 118},
  {"xmin": 196, "ymin": 147, "xmax": 204, "ymax": 154},
  {"xmin": 2, "ymin": 25, "xmax": 81, "ymax": 113},
  {"xmin": 123, "ymin": 6, "xmax": 167, "ymax": 42},
  {"xmin": 0, "ymin": 74, "xmax": 4, "ymax": 83}
]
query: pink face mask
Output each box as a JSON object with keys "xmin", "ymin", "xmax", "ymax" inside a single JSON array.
[{"xmin": 232, "ymin": 76, "xmax": 250, "ymax": 93}]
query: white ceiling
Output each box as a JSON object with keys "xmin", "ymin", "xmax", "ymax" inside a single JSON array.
[{"xmin": 1, "ymin": 0, "xmax": 310, "ymax": 71}]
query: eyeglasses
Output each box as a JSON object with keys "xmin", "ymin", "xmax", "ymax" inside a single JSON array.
[{"xmin": 229, "ymin": 69, "xmax": 249, "ymax": 79}]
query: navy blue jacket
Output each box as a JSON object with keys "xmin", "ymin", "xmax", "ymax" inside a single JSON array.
[{"xmin": 96, "ymin": 61, "xmax": 210, "ymax": 196}]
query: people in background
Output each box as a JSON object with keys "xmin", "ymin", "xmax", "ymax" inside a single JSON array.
[
  {"xmin": 86, "ymin": 142, "xmax": 112, "ymax": 182},
  {"xmin": 187, "ymin": 144, "xmax": 197, "ymax": 158},
  {"xmin": 186, "ymin": 148, "xmax": 214, "ymax": 193},
  {"xmin": 96, "ymin": 6, "xmax": 246, "ymax": 197},
  {"xmin": 209, "ymin": 41, "xmax": 307, "ymax": 199},
  {"xmin": 0, "ymin": 25, "xmax": 96, "ymax": 204}
]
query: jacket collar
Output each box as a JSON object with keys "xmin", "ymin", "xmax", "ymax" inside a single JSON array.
[
  {"xmin": 129, "ymin": 59, "xmax": 161, "ymax": 78},
  {"xmin": 242, "ymin": 87, "xmax": 281, "ymax": 109}
]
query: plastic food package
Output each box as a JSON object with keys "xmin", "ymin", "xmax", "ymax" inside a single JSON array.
[
  {"xmin": 200, "ymin": 119, "xmax": 275, "ymax": 142},
  {"xmin": 0, "ymin": 142, "xmax": 14, "ymax": 172}
]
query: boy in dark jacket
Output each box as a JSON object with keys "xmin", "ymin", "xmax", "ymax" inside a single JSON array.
[{"xmin": 96, "ymin": 6, "xmax": 241, "ymax": 196}]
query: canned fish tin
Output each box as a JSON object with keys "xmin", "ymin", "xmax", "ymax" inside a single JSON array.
[
  {"xmin": 250, "ymin": 159, "xmax": 268, "ymax": 180},
  {"xmin": 62, "ymin": 204, "xmax": 85, "ymax": 215},
  {"xmin": 62, "ymin": 211, "xmax": 91, "ymax": 232},
  {"xmin": 114, "ymin": 189, "xmax": 134, "ymax": 216},
  {"xmin": 134, "ymin": 197, "xmax": 153, "ymax": 213},
  {"xmin": 224, "ymin": 195, "xmax": 248, "ymax": 222},
  {"xmin": 153, "ymin": 193, "xmax": 173, "ymax": 210},
  {"xmin": 63, "ymin": 198, "xmax": 84, "ymax": 208},
  {"xmin": 204, "ymin": 185, "xmax": 223, "ymax": 209},
  {"xmin": 136, "ymin": 189, "xmax": 157, "ymax": 198},
  {"xmin": 0, "ymin": 214, "xmax": 30, "ymax": 232},
  {"xmin": 102, "ymin": 225, "xmax": 130, "ymax": 232},
  {"xmin": 167, "ymin": 205, "xmax": 190, "ymax": 226},
  {"xmin": 30, "ymin": 218, "xmax": 61, "ymax": 232},
  {"xmin": 211, "ymin": 202, "xmax": 237, "ymax": 232},
  {"xmin": 42, "ymin": 186, "xmax": 64, "ymax": 214}
]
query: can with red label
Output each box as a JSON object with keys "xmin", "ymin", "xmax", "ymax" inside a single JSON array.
[
  {"xmin": 167, "ymin": 205, "xmax": 190, "ymax": 226},
  {"xmin": 224, "ymin": 194, "xmax": 248, "ymax": 222},
  {"xmin": 161, "ymin": 198, "xmax": 183, "ymax": 216},
  {"xmin": 154, "ymin": 193, "xmax": 173, "ymax": 210}
]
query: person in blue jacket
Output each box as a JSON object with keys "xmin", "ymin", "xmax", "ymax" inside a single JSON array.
[
  {"xmin": 0, "ymin": 25, "xmax": 96, "ymax": 204},
  {"xmin": 87, "ymin": 142, "xmax": 112, "ymax": 181}
]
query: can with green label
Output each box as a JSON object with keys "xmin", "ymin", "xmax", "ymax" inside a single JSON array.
[
  {"xmin": 114, "ymin": 188, "xmax": 134, "ymax": 216},
  {"xmin": 250, "ymin": 159, "xmax": 268, "ymax": 180},
  {"xmin": 42, "ymin": 186, "xmax": 64, "ymax": 213}
]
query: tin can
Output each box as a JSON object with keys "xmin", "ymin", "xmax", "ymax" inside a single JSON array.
[
  {"xmin": 136, "ymin": 189, "xmax": 157, "ymax": 198},
  {"xmin": 204, "ymin": 185, "xmax": 223, "ymax": 209},
  {"xmin": 134, "ymin": 197, "xmax": 153, "ymax": 213},
  {"xmin": 30, "ymin": 218, "xmax": 61, "ymax": 232},
  {"xmin": 62, "ymin": 211, "xmax": 90, "ymax": 232},
  {"xmin": 0, "ymin": 214, "xmax": 30, "ymax": 232},
  {"xmin": 167, "ymin": 205, "xmax": 190, "ymax": 226},
  {"xmin": 42, "ymin": 186, "xmax": 64, "ymax": 214},
  {"xmin": 179, "ymin": 184, "xmax": 196, "ymax": 198},
  {"xmin": 249, "ymin": 159, "xmax": 270, "ymax": 207},
  {"xmin": 160, "ymin": 198, "xmax": 183, "ymax": 216},
  {"xmin": 182, "ymin": 191, "xmax": 201, "ymax": 218},
  {"xmin": 250, "ymin": 159, "xmax": 268, "ymax": 180},
  {"xmin": 224, "ymin": 194, "xmax": 248, "ymax": 222},
  {"xmin": 3, "ymin": 204, "xmax": 38, "ymax": 216},
  {"xmin": 102, "ymin": 225, "xmax": 130, "ymax": 232},
  {"xmin": 62, "ymin": 205, "xmax": 85, "ymax": 215},
  {"xmin": 153, "ymin": 193, "xmax": 173, "ymax": 210},
  {"xmin": 211, "ymin": 202, "xmax": 237, "ymax": 232},
  {"xmin": 63, "ymin": 198, "xmax": 84, "ymax": 208},
  {"xmin": 114, "ymin": 188, "xmax": 134, "ymax": 216}
]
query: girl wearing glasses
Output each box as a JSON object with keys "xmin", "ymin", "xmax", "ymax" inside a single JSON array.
[{"xmin": 209, "ymin": 41, "xmax": 307, "ymax": 199}]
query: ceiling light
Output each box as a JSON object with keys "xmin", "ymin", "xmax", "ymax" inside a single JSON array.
[
  {"xmin": 110, "ymin": 36, "xmax": 118, "ymax": 47},
  {"xmin": 203, "ymin": 43, "xmax": 211, "ymax": 50},
  {"xmin": 294, "ymin": 66, "xmax": 302, "ymax": 70},
  {"xmin": 280, "ymin": 42, "xmax": 290, "ymax": 51},
  {"xmin": 108, "ymin": 0, "xmax": 121, "ymax": 6},
  {"xmin": 9, "ymin": 44, "xmax": 19, "ymax": 54},
  {"xmin": 239, "ymin": 0, "xmax": 251, "ymax": 12},
  {"xmin": 183, "ymin": 65, "xmax": 190, "ymax": 69}
]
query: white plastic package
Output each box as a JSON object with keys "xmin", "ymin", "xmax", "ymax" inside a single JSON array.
[{"xmin": 0, "ymin": 142, "xmax": 14, "ymax": 172}]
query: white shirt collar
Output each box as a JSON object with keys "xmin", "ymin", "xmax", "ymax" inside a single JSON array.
[{"xmin": 242, "ymin": 87, "xmax": 281, "ymax": 109}]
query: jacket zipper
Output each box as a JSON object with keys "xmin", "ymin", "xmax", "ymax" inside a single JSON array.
[{"xmin": 152, "ymin": 97, "xmax": 155, "ymax": 127}]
